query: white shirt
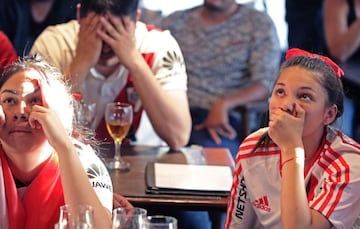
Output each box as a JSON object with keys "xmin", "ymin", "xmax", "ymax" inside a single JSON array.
[{"xmin": 31, "ymin": 20, "xmax": 187, "ymax": 145}]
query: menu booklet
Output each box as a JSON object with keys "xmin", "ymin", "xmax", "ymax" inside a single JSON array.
[{"xmin": 145, "ymin": 162, "xmax": 233, "ymax": 197}]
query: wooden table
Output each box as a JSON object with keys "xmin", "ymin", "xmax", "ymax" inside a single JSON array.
[{"xmin": 98, "ymin": 144, "xmax": 234, "ymax": 212}]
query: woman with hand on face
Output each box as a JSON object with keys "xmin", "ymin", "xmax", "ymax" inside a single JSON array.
[
  {"xmin": 0, "ymin": 55, "xmax": 117, "ymax": 229},
  {"xmin": 225, "ymin": 48, "xmax": 360, "ymax": 229}
]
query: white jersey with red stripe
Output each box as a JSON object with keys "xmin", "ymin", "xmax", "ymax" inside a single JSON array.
[{"xmin": 225, "ymin": 126, "xmax": 360, "ymax": 229}]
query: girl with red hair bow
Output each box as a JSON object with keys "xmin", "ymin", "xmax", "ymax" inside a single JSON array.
[{"xmin": 225, "ymin": 48, "xmax": 360, "ymax": 229}]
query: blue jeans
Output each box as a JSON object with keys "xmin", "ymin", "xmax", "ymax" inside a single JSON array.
[
  {"xmin": 146, "ymin": 209, "xmax": 224, "ymax": 229},
  {"xmin": 188, "ymin": 107, "xmax": 241, "ymax": 158},
  {"xmin": 162, "ymin": 108, "xmax": 239, "ymax": 229}
]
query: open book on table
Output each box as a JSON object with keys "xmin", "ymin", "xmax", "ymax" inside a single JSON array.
[{"xmin": 145, "ymin": 162, "xmax": 233, "ymax": 197}]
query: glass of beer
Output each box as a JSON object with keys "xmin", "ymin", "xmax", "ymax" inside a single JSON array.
[{"xmin": 105, "ymin": 102, "xmax": 133, "ymax": 170}]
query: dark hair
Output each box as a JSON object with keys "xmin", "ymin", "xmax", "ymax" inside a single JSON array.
[
  {"xmin": 79, "ymin": 0, "xmax": 139, "ymax": 20},
  {"xmin": 0, "ymin": 55, "xmax": 62, "ymax": 87},
  {"xmin": 252, "ymin": 55, "xmax": 345, "ymax": 151}
]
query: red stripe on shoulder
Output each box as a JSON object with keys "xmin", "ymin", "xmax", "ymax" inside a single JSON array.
[
  {"xmin": 146, "ymin": 24, "xmax": 163, "ymax": 32},
  {"xmin": 141, "ymin": 53, "xmax": 155, "ymax": 67}
]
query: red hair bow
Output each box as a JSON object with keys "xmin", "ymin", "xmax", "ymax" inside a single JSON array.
[
  {"xmin": 285, "ymin": 48, "xmax": 344, "ymax": 78},
  {"xmin": 72, "ymin": 93, "xmax": 82, "ymax": 101}
]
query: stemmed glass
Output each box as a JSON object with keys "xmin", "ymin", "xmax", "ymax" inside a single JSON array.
[{"xmin": 105, "ymin": 102, "xmax": 133, "ymax": 170}]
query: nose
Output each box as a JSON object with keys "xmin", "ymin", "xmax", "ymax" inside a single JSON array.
[
  {"xmin": 13, "ymin": 102, "xmax": 29, "ymax": 122},
  {"xmin": 280, "ymin": 97, "xmax": 295, "ymax": 114}
]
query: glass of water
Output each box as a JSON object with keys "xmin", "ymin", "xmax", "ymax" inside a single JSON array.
[
  {"xmin": 112, "ymin": 207, "xmax": 147, "ymax": 229},
  {"xmin": 145, "ymin": 215, "xmax": 177, "ymax": 229},
  {"xmin": 75, "ymin": 100, "xmax": 97, "ymax": 130}
]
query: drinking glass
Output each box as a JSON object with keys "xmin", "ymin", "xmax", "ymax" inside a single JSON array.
[
  {"xmin": 73, "ymin": 204, "xmax": 94, "ymax": 229},
  {"xmin": 75, "ymin": 101, "xmax": 97, "ymax": 130},
  {"xmin": 112, "ymin": 207, "xmax": 147, "ymax": 229},
  {"xmin": 55, "ymin": 205, "xmax": 73, "ymax": 229},
  {"xmin": 55, "ymin": 204, "xmax": 94, "ymax": 229},
  {"xmin": 145, "ymin": 216, "xmax": 177, "ymax": 229},
  {"xmin": 105, "ymin": 102, "xmax": 133, "ymax": 170}
]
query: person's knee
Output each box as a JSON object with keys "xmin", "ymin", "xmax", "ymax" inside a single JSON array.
[{"xmin": 177, "ymin": 211, "xmax": 211, "ymax": 229}]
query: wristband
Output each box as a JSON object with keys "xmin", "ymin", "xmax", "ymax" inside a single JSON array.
[{"xmin": 281, "ymin": 156, "xmax": 304, "ymax": 170}]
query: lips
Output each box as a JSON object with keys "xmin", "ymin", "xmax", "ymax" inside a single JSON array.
[{"xmin": 9, "ymin": 126, "xmax": 32, "ymax": 134}]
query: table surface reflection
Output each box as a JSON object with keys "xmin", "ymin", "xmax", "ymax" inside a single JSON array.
[{"xmin": 98, "ymin": 144, "xmax": 234, "ymax": 211}]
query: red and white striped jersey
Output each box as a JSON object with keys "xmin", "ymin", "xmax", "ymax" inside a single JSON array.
[
  {"xmin": 225, "ymin": 126, "xmax": 360, "ymax": 229},
  {"xmin": 30, "ymin": 20, "xmax": 187, "ymax": 143}
]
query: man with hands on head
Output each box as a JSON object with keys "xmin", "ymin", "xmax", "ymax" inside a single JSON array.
[{"xmin": 31, "ymin": 0, "xmax": 191, "ymax": 150}]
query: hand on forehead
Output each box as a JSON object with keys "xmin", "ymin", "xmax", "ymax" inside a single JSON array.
[
  {"xmin": 0, "ymin": 70, "xmax": 50, "ymax": 108},
  {"xmin": 24, "ymin": 71, "xmax": 50, "ymax": 109},
  {"xmin": 31, "ymin": 78, "xmax": 49, "ymax": 108}
]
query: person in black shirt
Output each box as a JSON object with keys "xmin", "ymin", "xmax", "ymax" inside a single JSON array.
[
  {"xmin": 324, "ymin": 0, "xmax": 360, "ymax": 141},
  {"xmin": 285, "ymin": 0, "xmax": 327, "ymax": 54},
  {"xmin": 0, "ymin": 0, "xmax": 78, "ymax": 55}
]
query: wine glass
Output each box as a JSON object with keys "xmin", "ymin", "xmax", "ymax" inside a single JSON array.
[{"xmin": 105, "ymin": 102, "xmax": 133, "ymax": 170}]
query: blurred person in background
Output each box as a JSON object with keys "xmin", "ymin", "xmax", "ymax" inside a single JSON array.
[
  {"xmin": 324, "ymin": 0, "xmax": 360, "ymax": 141},
  {"xmin": 285, "ymin": 0, "xmax": 327, "ymax": 54},
  {"xmin": 0, "ymin": 31, "xmax": 17, "ymax": 70},
  {"xmin": 0, "ymin": 0, "xmax": 78, "ymax": 55},
  {"xmin": 156, "ymin": 0, "xmax": 281, "ymax": 228},
  {"xmin": 31, "ymin": 0, "xmax": 191, "ymax": 150},
  {"xmin": 157, "ymin": 0, "xmax": 280, "ymax": 158}
]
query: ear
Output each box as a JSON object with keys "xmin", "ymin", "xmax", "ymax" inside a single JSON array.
[
  {"xmin": 136, "ymin": 9, "xmax": 142, "ymax": 21},
  {"xmin": 323, "ymin": 104, "xmax": 338, "ymax": 125}
]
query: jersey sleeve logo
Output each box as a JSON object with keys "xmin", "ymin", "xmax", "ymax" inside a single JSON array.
[{"xmin": 162, "ymin": 50, "xmax": 185, "ymax": 72}]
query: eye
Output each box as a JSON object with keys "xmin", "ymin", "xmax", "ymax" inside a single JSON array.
[
  {"xmin": 274, "ymin": 88, "xmax": 285, "ymax": 97},
  {"xmin": 2, "ymin": 97, "xmax": 16, "ymax": 104},
  {"xmin": 299, "ymin": 93, "xmax": 313, "ymax": 101},
  {"xmin": 29, "ymin": 96, "xmax": 42, "ymax": 105}
]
